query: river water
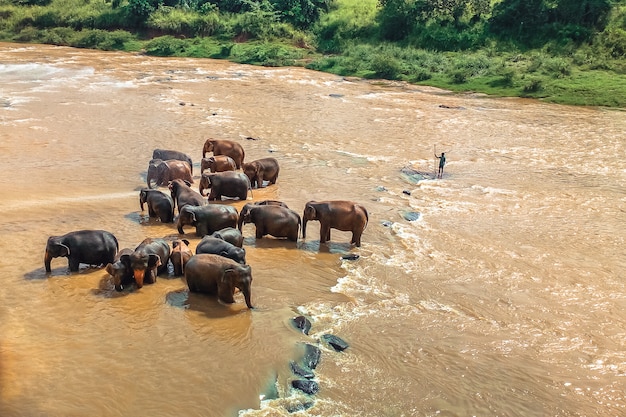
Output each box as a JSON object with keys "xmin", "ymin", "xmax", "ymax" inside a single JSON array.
[{"xmin": 0, "ymin": 43, "xmax": 624, "ymax": 417}]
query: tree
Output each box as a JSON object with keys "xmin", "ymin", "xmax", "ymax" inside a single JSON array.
[{"xmin": 269, "ymin": 0, "xmax": 331, "ymax": 29}]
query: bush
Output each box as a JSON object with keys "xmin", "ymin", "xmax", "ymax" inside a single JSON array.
[
  {"xmin": 369, "ymin": 51, "xmax": 401, "ymax": 79},
  {"xmin": 597, "ymin": 27, "xmax": 626, "ymax": 58},
  {"xmin": 145, "ymin": 35, "xmax": 186, "ymax": 56},
  {"xmin": 522, "ymin": 77, "xmax": 542, "ymax": 93},
  {"xmin": 543, "ymin": 57, "xmax": 571, "ymax": 78}
]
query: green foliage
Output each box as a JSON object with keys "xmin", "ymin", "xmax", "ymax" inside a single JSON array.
[
  {"xmin": 313, "ymin": 0, "xmax": 377, "ymax": 53},
  {"xmin": 144, "ymin": 35, "xmax": 186, "ymax": 55},
  {"xmin": 228, "ymin": 8, "xmax": 277, "ymax": 39},
  {"xmin": 147, "ymin": 7, "xmax": 223, "ymax": 36},
  {"xmin": 127, "ymin": 0, "xmax": 156, "ymax": 23},
  {"xmin": 369, "ymin": 50, "xmax": 402, "ymax": 79},
  {"xmin": 230, "ymin": 41, "xmax": 305, "ymax": 65},
  {"xmin": 269, "ymin": 0, "xmax": 331, "ymax": 29},
  {"xmin": 489, "ymin": 0, "xmax": 614, "ymax": 46},
  {"xmin": 409, "ymin": 20, "xmax": 487, "ymax": 51},
  {"xmin": 522, "ymin": 77, "xmax": 543, "ymax": 93},
  {"xmin": 597, "ymin": 27, "xmax": 626, "ymax": 58}
]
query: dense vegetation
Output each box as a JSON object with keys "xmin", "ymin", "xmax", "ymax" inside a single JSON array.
[{"xmin": 1, "ymin": 0, "xmax": 625, "ymax": 107}]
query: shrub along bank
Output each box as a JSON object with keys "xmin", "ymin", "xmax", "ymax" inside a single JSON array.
[{"xmin": 0, "ymin": 0, "xmax": 625, "ymax": 107}]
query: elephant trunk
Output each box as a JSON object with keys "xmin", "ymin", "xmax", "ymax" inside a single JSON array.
[
  {"xmin": 237, "ymin": 215, "xmax": 245, "ymax": 231},
  {"xmin": 302, "ymin": 218, "xmax": 308, "ymax": 238},
  {"xmin": 133, "ymin": 269, "xmax": 145, "ymax": 288},
  {"xmin": 242, "ymin": 286, "xmax": 253, "ymax": 309},
  {"xmin": 44, "ymin": 250, "xmax": 53, "ymax": 272}
]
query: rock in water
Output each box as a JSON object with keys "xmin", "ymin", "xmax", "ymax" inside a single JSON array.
[
  {"xmin": 292, "ymin": 380, "xmax": 319, "ymax": 395},
  {"xmin": 291, "ymin": 315, "xmax": 311, "ymax": 335},
  {"xmin": 290, "ymin": 361, "xmax": 315, "ymax": 379},
  {"xmin": 303, "ymin": 344, "xmax": 321, "ymax": 370},
  {"xmin": 402, "ymin": 211, "xmax": 421, "ymax": 222},
  {"xmin": 322, "ymin": 334, "xmax": 349, "ymax": 352}
]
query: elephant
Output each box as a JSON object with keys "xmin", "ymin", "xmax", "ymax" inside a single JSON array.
[
  {"xmin": 120, "ymin": 238, "xmax": 171, "ymax": 288},
  {"xmin": 238, "ymin": 204, "xmax": 301, "ymax": 242},
  {"xmin": 177, "ymin": 204, "xmax": 239, "ymax": 237},
  {"xmin": 147, "ymin": 159, "xmax": 193, "ymax": 189},
  {"xmin": 195, "ymin": 236, "xmax": 246, "ymax": 264},
  {"xmin": 201, "ymin": 155, "xmax": 237, "ymax": 173},
  {"xmin": 170, "ymin": 239, "xmax": 192, "ymax": 276},
  {"xmin": 202, "ymin": 139, "xmax": 245, "ymax": 169},
  {"xmin": 44, "ymin": 229, "xmax": 118, "ymax": 273},
  {"xmin": 184, "ymin": 253, "xmax": 253, "ymax": 309},
  {"xmin": 152, "ymin": 149, "xmax": 193, "ymax": 174},
  {"xmin": 210, "ymin": 227, "xmax": 244, "ymax": 248},
  {"xmin": 302, "ymin": 200, "xmax": 369, "ymax": 247},
  {"xmin": 199, "ymin": 171, "xmax": 250, "ymax": 201},
  {"xmin": 139, "ymin": 188, "xmax": 175, "ymax": 223},
  {"xmin": 242, "ymin": 157, "xmax": 279, "ymax": 188},
  {"xmin": 105, "ymin": 248, "xmax": 134, "ymax": 291},
  {"xmin": 168, "ymin": 179, "xmax": 205, "ymax": 214}
]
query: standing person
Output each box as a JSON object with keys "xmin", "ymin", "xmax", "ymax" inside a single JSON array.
[{"xmin": 435, "ymin": 151, "xmax": 446, "ymax": 178}]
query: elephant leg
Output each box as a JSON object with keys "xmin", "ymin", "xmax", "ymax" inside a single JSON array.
[
  {"xmin": 197, "ymin": 224, "xmax": 209, "ymax": 237},
  {"xmin": 320, "ymin": 225, "xmax": 331, "ymax": 244},
  {"xmin": 68, "ymin": 257, "xmax": 80, "ymax": 272},
  {"xmin": 352, "ymin": 231, "xmax": 362, "ymax": 247},
  {"xmin": 145, "ymin": 269, "xmax": 157, "ymax": 284},
  {"xmin": 255, "ymin": 226, "xmax": 265, "ymax": 239}
]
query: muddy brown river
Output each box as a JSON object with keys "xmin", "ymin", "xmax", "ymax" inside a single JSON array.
[{"xmin": 0, "ymin": 43, "xmax": 625, "ymax": 416}]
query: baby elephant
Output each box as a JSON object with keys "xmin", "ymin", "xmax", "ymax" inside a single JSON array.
[
  {"xmin": 170, "ymin": 239, "xmax": 192, "ymax": 276},
  {"xmin": 238, "ymin": 204, "xmax": 301, "ymax": 242},
  {"xmin": 210, "ymin": 227, "xmax": 244, "ymax": 248},
  {"xmin": 199, "ymin": 171, "xmax": 250, "ymax": 201},
  {"xmin": 242, "ymin": 157, "xmax": 279, "ymax": 188},
  {"xmin": 139, "ymin": 188, "xmax": 175, "ymax": 223},
  {"xmin": 105, "ymin": 248, "xmax": 134, "ymax": 291},
  {"xmin": 185, "ymin": 254, "xmax": 253, "ymax": 309},
  {"xmin": 195, "ymin": 236, "xmax": 246, "ymax": 265},
  {"xmin": 201, "ymin": 155, "xmax": 237, "ymax": 173}
]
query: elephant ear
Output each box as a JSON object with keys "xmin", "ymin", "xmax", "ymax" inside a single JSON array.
[
  {"xmin": 120, "ymin": 254, "xmax": 131, "ymax": 268},
  {"xmin": 147, "ymin": 254, "xmax": 161, "ymax": 268},
  {"xmin": 219, "ymin": 268, "xmax": 236, "ymax": 296},
  {"xmin": 305, "ymin": 205, "xmax": 316, "ymax": 218},
  {"xmin": 58, "ymin": 243, "xmax": 71, "ymax": 256}
]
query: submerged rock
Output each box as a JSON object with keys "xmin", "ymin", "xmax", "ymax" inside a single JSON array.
[
  {"xmin": 322, "ymin": 334, "xmax": 349, "ymax": 352},
  {"xmin": 285, "ymin": 399, "xmax": 315, "ymax": 413},
  {"xmin": 291, "ymin": 315, "xmax": 311, "ymax": 335},
  {"xmin": 340, "ymin": 254, "xmax": 360, "ymax": 261},
  {"xmin": 290, "ymin": 361, "xmax": 315, "ymax": 379},
  {"xmin": 402, "ymin": 211, "xmax": 422, "ymax": 222},
  {"xmin": 291, "ymin": 380, "xmax": 319, "ymax": 395}
]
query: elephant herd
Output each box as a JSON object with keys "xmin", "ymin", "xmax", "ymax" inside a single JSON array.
[{"xmin": 44, "ymin": 139, "xmax": 369, "ymax": 309}]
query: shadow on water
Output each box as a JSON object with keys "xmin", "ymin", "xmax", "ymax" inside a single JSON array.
[
  {"xmin": 24, "ymin": 264, "xmax": 106, "ymax": 280},
  {"xmin": 243, "ymin": 236, "xmax": 300, "ymax": 250},
  {"xmin": 166, "ymin": 288, "xmax": 251, "ymax": 319}
]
